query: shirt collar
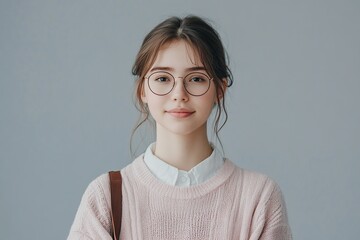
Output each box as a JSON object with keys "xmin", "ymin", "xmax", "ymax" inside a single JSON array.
[{"xmin": 143, "ymin": 142, "xmax": 224, "ymax": 186}]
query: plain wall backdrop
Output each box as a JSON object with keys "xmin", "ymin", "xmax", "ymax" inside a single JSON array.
[{"xmin": 1, "ymin": 0, "xmax": 359, "ymax": 239}]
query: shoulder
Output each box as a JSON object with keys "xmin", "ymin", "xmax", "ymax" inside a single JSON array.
[
  {"xmin": 80, "ymin": 173, "xmax": 112, "ymax": 218},
  {"xmin": 230, "ymin": 160, "xmax": 277, "ymax": 187},
  {"xmin": 84, "ymin": 173, "xmax": 111, "ymax": 199},
  {"xmin": 238, "ymin": 171, "xmax": 291, "ymax": 237},
  {"xmin": 228, "ymin": 159, "xmax": 285, "ymax": 204},
  {"xmin": 68, "ymin": 173, "xmax": 114, "ymax": 238},
  {"xmin": 228, "ymin": 160, "xmax": 292, "ymax": 237}
]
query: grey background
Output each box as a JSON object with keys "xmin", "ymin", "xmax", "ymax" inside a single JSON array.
[{"xmin": 1, "ymin": 0, "xmax": 359, "ymax": 239}]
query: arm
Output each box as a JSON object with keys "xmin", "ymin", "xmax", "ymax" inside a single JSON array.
[{"xmin": 252, "ymin": 180, "xmax": 293, "ymax": 240}]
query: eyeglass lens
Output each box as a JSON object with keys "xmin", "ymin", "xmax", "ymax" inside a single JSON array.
[{"xmin": 147, "ymin": 71, "xmax": 211, "ymax": 96}]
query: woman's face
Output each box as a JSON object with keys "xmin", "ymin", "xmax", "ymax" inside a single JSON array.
[{"xmin": 141, "ymin": 40, "xmax": 218, "ymax": 137}]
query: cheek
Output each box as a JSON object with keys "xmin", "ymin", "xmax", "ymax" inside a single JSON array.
[
  {"xmin": 205, "ymin": 87, "xmax": 217, "ymax": 106},
  {"xmin": 198, "ymin": 93, "xmax": 217, "ymax": 115},
  {"xmin": 146, "ymin": 95, "xmax": 165, "ymax": 114},
  {"xmin": 148, "ymin": 99, "xmax": 162, "ymax": 111}
]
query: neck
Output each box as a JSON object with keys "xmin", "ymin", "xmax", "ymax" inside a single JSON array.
[{"xmin": 154, "ymin": 124, "xmax": 213, "ymax": 171}]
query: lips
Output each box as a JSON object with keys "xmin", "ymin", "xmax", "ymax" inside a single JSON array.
[{"xmin": 166, "ymin": 108, "xmax": 195, "ymax": 118}]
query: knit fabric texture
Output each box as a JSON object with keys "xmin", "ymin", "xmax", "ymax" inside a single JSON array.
[{"xmin": 67, "ymin": 155, "xmax": 292, "ymax": 240}]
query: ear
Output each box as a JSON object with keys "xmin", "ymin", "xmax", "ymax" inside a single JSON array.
[
  {"xmin": 140, "ymin": 83, "xmax": 148, "ymax": 103},
  {"xmin": 216, "ymin": 78, "xmax": 227, "ymax": 102}
]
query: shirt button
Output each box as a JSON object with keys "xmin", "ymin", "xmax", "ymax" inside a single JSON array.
[{"xmin": 180, "ymin": 175, "xmax": 188, "ymax": 182}]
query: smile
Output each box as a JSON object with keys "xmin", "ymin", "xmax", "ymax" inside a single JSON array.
[{"xmin": 166, "ymin": 108, "xmax": 195, "ymax": 118}]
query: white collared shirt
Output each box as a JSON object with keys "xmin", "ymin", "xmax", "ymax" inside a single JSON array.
[{"xmin": 143, "ymin": 142, "xmax": 225, "ymax": 187}]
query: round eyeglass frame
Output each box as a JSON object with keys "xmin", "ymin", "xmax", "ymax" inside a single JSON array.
[{"xmin": 144, "ymin": 71, "xmax": 213, "ymax": 96}]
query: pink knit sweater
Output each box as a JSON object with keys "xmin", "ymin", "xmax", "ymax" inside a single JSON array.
[{"xmin": 67, "ymin": 155, "xmax": 292, "ymax": 239}]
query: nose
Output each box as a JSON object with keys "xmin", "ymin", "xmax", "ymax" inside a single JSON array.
[{"xmin": 171, "ymin": 78, "xmax": 189, "ymax": 102}]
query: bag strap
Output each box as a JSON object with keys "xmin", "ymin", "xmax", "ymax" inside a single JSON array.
[{"xmin": 109, "ymin": 171, "xmax": 122, "ymax": 240}]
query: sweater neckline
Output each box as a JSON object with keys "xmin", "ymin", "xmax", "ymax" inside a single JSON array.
[
  {"xmin": 143, "ymin": 142, "xmax": 225, "ymax": 186},
  {"xmin": 131, "ymin": 154, "xmax": 236, "ymax": 199}
]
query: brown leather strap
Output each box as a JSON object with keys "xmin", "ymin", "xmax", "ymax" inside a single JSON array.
[{"xmin": 109, "ymin": 171, "xmax": 122, "ymax": 240}]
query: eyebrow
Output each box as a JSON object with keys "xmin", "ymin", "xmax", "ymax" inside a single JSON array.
[{"xmin": 149, "ymin": 66, "xmax": 207, "ymax": 72}]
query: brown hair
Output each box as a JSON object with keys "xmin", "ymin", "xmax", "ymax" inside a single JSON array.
[{"xmin": 131, "ymin": 15, "xmax": 233, "ymax": 154}]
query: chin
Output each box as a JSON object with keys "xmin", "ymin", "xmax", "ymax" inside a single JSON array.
[{"xmin": 162, "ymin": 123, "xmax": 207, "ymax": 137}]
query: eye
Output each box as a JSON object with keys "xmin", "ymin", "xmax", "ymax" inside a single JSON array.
[
  {"xmin": 186, "ymin": 72, "xmax": 209, "ymax": 83},
  {"xmin": 149, "ymin": 72, "xmax": 173, "ymax": 83},
  {"xmin": 155, "ymin": 76, "xmax": 170, "ymax": 82},
  {"xmin": 189, "ymin": 76, "xmax": 205, "ymax": 82}
]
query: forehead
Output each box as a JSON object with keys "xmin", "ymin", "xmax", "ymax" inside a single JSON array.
[{"xmin": 150, "ymin": 40, "xmax": 203, "ymax": 71}]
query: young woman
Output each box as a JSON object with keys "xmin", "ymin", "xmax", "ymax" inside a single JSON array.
[{"xmin": 67, "ymin": 15, "xmax": 292, "ymax": 240}]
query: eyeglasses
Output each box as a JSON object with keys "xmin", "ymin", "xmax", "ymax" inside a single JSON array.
[{"xmin": 144, "ymin": 71, "xmax": 212, "ymax": 96}]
